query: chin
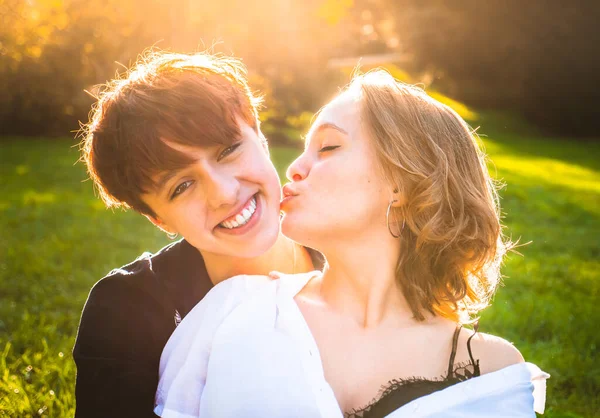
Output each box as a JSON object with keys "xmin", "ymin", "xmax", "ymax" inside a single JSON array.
[
  {"xmin": 281, "ymin": 215, "xmax": 313, "ymax": 248},
  {"xmin": 246, "ymin": 220, "xmax": 280, "ymax": 257}
]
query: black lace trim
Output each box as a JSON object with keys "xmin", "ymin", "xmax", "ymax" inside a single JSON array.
[{"xmin": 345, "ymin": 359, "xmax": 480, "ymax": 418}]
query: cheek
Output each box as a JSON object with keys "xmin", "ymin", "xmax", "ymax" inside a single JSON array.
[
  {"xmin": 289, "ymin": 157, "xmax": 382, "ymax": 231},
  {"xmin": 243, "ymin": 144, "xmax": 280, "ymax": 188},
  {"xmin": 167, "ymin": 200, "xmax": 206, "ymax": 234},
  {"xmin": 322, "ymin": 155, "xmax": 382, "ymax": 214},
  {"xmin": 336, "ymin": 179, "xmax": 382, "ymax": 228}
]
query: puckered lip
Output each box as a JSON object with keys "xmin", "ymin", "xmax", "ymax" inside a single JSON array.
[
  {"xmin": 218, "ymin": 193, "xmax": 257, "ymax": 226},
  {"xmin": 282, "ymin": 183, "xmax": 298, "ymax": 198}
]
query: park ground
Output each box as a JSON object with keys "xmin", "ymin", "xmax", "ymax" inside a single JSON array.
[{"xmin": 0, "ymin": 112, "xmax": 599, "ymax": 417}]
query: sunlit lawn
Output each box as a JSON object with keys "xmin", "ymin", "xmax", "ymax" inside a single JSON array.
[{"xmin": 1, "ymin": 122, "xmax": 599, "ymax": 417}]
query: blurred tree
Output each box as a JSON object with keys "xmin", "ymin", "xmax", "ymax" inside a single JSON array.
[
  {"xmin": 355, "ymin": 0, "xmax": 600, "ymax": 137},
  {"xmin": 0, "ymin": 0, "xmax": 356, "ymax": 138},
  {"xmin": 1, "ymin": 0, "xmax": 598, "ymax": 138},
  {"xmin": 0, "ymin": 0, "xmax": 164, "ymax": 136}
]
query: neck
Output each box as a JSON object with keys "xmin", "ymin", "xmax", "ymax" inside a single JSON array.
[
  {"xmin": 202, "ymin": 233, "xmax": 315, "ymax": 285},
  {"xmin": 318, "ymin": 230, "xmax": 414, "ymax": 328}
]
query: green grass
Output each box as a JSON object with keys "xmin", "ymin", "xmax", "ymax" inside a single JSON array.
[{"xmin": 0, "ymin": 125, "xmax": 598, "ymax": 417}]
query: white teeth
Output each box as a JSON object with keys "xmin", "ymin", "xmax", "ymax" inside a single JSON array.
[{"xmin": 219, "ymin": 196, "xmax": 258, "ymax": 229}]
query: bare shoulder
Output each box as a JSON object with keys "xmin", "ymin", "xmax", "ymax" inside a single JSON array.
[{"xmin": 465, "ymin": 330, "xmax": 525, "ymax": 375}]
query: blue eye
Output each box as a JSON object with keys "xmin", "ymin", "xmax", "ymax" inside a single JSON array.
[
  {"xmin": 170, "ymin": 180, "xmax": 193, "ymax": 200},
  {"xmin": 218, "ymin": 142, "xmax": 242, "ymax": 161},
  {"xmin": 319, "ymin": 145, "xmax": 340, "ymax": 153}
]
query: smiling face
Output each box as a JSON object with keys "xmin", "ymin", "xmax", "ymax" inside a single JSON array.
[
  {"xmin": 280, "ymin": 90, "xmax": 392, "ymax": 249},
  {"xmin": 141, "ymin": 117, "xmax": 282, "ymax": 258}
]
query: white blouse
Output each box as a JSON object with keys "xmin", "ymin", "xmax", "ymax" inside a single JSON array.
[{"xmin": 154, "ymin": 272, "xmax": 549, "ymax": 418}]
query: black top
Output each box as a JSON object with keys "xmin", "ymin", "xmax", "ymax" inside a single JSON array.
[
  {"xmin": 346, "ymin": 326, "xmax": 481, "ymax": 418},
  {"xmin": 73, "ymin": 239, "xmax": 324, "ymax": 418}
]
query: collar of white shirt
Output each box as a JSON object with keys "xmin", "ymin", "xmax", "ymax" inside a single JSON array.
[{"xmin": 155, "ymin": 272, "xmax": 549, "ymax": 418}]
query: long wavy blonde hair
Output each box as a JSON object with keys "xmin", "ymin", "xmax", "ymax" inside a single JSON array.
[{"xmin": 350, "ymin": 70, "xmax": 510, "ymax": 322}]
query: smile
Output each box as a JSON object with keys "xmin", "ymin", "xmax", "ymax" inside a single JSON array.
[{"xmin": 219, "ymin": 196, "xmax": 257, "ymax": 229}]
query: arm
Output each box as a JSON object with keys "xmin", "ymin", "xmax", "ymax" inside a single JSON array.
[
  {"xmin": 73, "ymin": 278, "xmax": 173, "ymax": 418},
  {"xmin": 467, "ymin": 331, "xmax": 525, "ymax": 375},
  {"xmin": 464, "ymin": 332, "xmax": 548, "ymax": 414}
]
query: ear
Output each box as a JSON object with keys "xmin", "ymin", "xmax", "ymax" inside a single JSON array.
[
  {"xmin": 144, "ymin": 214, "xmax": 176, "ymax": 235},
  {"xmin": 390, "ymin": 187, "xmax": 406, "ymax": 208}
]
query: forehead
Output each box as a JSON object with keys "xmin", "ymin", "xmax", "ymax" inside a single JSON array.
[{"xmin": 308, "ymin": 89, "xmax": 362, "ymax": 140}]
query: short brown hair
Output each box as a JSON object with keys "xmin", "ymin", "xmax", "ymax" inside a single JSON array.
[
  {"xmin": 349, "ymin": 70, "xmax": 511, "ymax": 322},
  {"xmin": 79, "ymin": 51, "xmax": 263, "ymax": 216}
]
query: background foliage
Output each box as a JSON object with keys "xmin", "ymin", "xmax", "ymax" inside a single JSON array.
[
  {"xmin": 1, "ymin": 0, "xmax": 599, "ymax": 138},
  {"xmin": 1, "ymin": 0, "xmax": 599, "ymax": 417},
  {"xmin": 1, "ymin": 118, "xmax": 599, "ymax": 416}
]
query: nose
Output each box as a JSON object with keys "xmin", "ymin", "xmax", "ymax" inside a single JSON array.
[
  {"xmin": 204, "ymin": 167, "xmax": 240, "ymax": 210},
  {"xmin": 286, "ymin": 152, "xmax": 310, "ymax": 183}
]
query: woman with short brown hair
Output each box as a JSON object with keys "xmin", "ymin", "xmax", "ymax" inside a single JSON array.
[{"xmin": 74, "ymin": 51, "xmax": 322, "ymax": 418}]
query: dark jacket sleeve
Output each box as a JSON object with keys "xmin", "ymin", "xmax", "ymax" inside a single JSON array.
[{"xmin": 73, "ymin": 276, "xmax": 173, "ymax": 418}]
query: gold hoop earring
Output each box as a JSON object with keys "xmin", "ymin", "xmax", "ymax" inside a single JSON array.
[
  {"xmin": 386, "ymin": 200, "xmax": 405, "ymax": 239},
  {"xmin": 166, "ymin": 231, "xmax": 178, "ymax": 240}
]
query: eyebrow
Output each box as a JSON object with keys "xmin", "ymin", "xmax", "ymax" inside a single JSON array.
[
  {"xmin": 313, "ymin": 122, "xmax": 347, "ymax": 136},
  {"xmin": 155, "ymin": 169, "xmax": 182, "ymax": 194},
  {"xmin": 306, "ymin": 122, "xmax": 348, "ymax": 147}
]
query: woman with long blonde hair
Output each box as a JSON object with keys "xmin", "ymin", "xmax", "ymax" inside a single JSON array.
[{"xmin": 154, "ymin": 70, "xmax": 548, "ymax": 418}]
